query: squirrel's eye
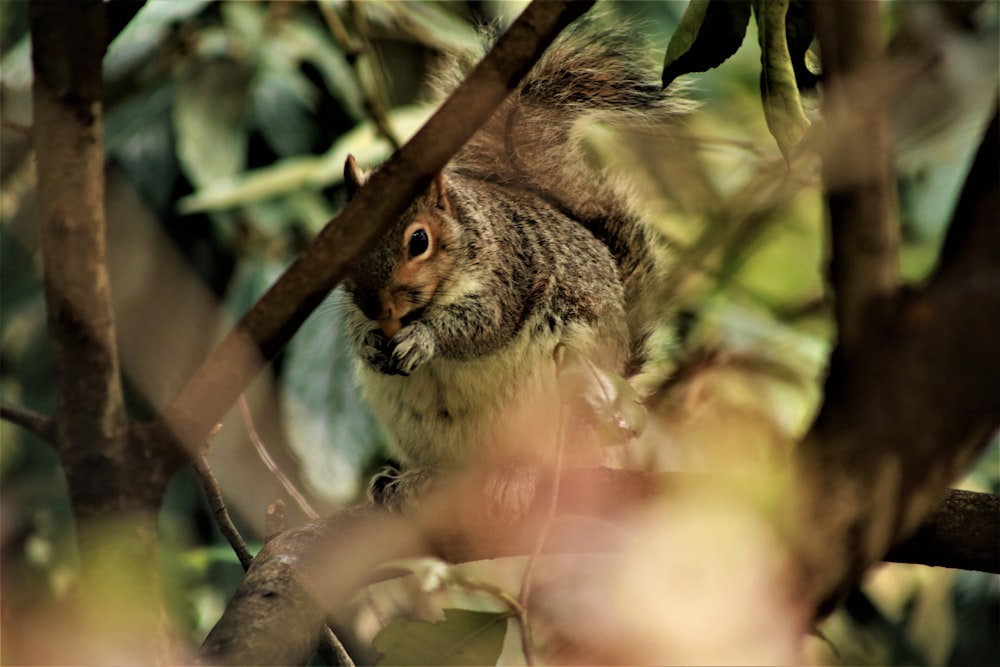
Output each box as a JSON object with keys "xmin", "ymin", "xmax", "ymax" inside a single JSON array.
[{"xmin": 407, "ymin": 228, "xmax": 430, "ymax": 258}]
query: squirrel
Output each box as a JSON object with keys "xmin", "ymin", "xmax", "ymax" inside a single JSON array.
[{"xmin": 341, "ymin": 17, "xmax": 687, "ymax": 512}]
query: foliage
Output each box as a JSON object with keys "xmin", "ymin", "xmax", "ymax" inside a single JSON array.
[{"xmin": 1, "ymin": 0, "xmax": 997, "ymax": 664}]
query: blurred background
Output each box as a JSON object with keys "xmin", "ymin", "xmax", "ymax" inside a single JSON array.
[{"xmin": 1, "ymin": 0, "xmax": 996, "ymax": 663}]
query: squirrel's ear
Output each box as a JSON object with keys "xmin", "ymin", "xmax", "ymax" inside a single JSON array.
[
  {"xmin": 429, "ymin": 172, "xmax": 454, "ymax": 216},
  {"xmin": 344, "ymin": 154, "xmax": 367, "ymax": 200}
]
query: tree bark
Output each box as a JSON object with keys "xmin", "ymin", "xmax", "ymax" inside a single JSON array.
[{"xmin": 30, "ymin": 1, "xmax": 181, "ymax": 660}]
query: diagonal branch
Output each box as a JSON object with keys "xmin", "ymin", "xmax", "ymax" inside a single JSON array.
[
  {"xmin": 159, "ymin": 0, "xmax": 594, "ymax": 456},
  {"xmin": 792, "ymin": 62, "xmax": 1000, "ymax": 615}
]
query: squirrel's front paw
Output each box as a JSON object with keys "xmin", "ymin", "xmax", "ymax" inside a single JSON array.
[
  {"xmin": 359, "ymin": 329, "xmax": 393, "ymax": 372},
  {"xmin": 387, "ymin": 324, "xmax": 436, "ymax": 375}
]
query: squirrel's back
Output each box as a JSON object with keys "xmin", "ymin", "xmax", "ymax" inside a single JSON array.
[{"xmin": 433, "ymin": 17, "xmax": 688, "ymax": 373}]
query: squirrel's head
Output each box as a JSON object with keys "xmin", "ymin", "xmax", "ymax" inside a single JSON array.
[{"xmin": 342, "ymin": 154, "xmax": 459, "ymax": 338}]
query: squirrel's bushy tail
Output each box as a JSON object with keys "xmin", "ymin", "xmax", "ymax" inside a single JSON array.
[{"xmin": 434, "ymin": 16, "xmax": 689, "ymax": 374}]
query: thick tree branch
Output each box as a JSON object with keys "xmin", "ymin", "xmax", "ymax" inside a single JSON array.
[
  {"xmin": 201, "ymin": 504, "xmax": 423, "ymax": 666},
  {"xmin": 31, "ymin": 0, "xmax": 127, "ymax": 494},
  {"xmin": 159, "ymin": 0, "xmax": 594, "ymax": 458},
  {"xmin": 792, "ymin": 42, "xmax": 999, "ymax": 614},
  {"xmin": 813, "ymin": 2, "xmax": 898, "ymax": 356},
  {"xmin": 886, "ymin": 488, "xmax": 1000, "ymax": 573},
  {"xmin": 201, "ymin": 470, "xmax": 998, "ymax": 665},
  {"xmin": 28, "ymin": 4, "xmax": 183, "ymax": 660}
]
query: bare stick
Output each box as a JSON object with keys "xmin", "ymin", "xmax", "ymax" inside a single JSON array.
[
  {"xmin": 317, "ymin": 626, "xmax": 356, "ymax": 667},
  {"xmin": 0, "ymin": 402, "xmax": 56, "ymax": 444},
  {"xmin": 191, "ymin": 425, "xmax": 254, "ymax": 571},
  {"xmin": 516, "ymin": 407, "xmax": 570, "ymax": 664},
  {"xmin": 239, "ymin": 395, "xmax": 319, "ymax": 520}
]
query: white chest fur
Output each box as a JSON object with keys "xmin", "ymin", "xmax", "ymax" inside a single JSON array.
[{"xmin": 356, "ymin": 316, "xmax": 595, "ymax": 469}]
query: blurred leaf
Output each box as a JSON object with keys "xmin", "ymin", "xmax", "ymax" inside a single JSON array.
[
  {"xmin": 106, "ymin": 84, "xmax": 178, "ymax": 213},
  {"xmin": 0, "ymin": 227, "xmax": 41, "ymax": 314},
  {"xmin": 270, "ymin": 17, "xmax": 364, "ymax": 120},
  {"xmin": 373, "ymin": 608, "xmax": 507, "ymax": 666},
  {"xmin": 753, "ymin": 0, "xmax": 810, "ymax": 160},
  {"xmin": 556, "ymin": 345, "xmax": 647, "ymax": 446},
  {"xmin": 0, "ymin": 34, "xmax": 31, "ymax": 87},
  {"xmin": 173, "ymin": 58, "xmax": 251, "ymax": 189},
  {"xmin": 283, "ymin": 190, "xmax": 336, "ymax": 233},
  {"xmin": 180, "ymin": 545, "xmax": 256, "ymax": 573},
  {"xmin": 252, "ymin": 65, "xmax": 317, "ymax": 157},
  {"xmin": 103, "ymin": 0, "xmax": 212, "ymax": 78},
  {"xmin": 358, "ymin": 1, "xmax": 481, "ymax": 53},
  {"xmin": 281, "ymin": 290, "xmax": 384, "ymax": 505},
  {"xmin": 662, "ymin": 0, "xmax": 752, "ymax": 86},
  {"xmin": 178, "ymin": 105, "xmax": 432, "ymax": 215},
  {"xmin": 785, "ymin": 0, "xmax": 817, "ymax": 91},
  {"xmin": 219, "ymin": 0, "xmax": 264, "ymax": 45}
]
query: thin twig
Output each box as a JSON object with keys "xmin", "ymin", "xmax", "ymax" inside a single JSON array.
[
  {"xmin": 238, "ymin": 395, "xmax": 319, "ymax": 520},
  {"xmin": 0, "ymin": 402, "xmax": 57, "ymax": 444},
  {"xmin": 516, "ymin": 396, "xmax": 570, "ymax": 665},
  {"xmin": 0, "ymin": 120, "xmax": 32, "ymax": 137},
  {"xmin": 317, "ymin": 626, "xmax": 356, "ymax": 667},
  {"xmin": 191, "ymin": 425, "xmax": 254, "ymax": 571}
]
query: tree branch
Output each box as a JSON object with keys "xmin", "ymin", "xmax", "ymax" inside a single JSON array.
[
  {"xmin": 792, "ymin": 22, "xmax": 999, "ymax": 612},
  {"xmin": 813, "ymin": 1, "xmax": 898, "ymax": 356},
  {"xmin": 28, "ymin": 4, "xmax": 183, "ymax": 660},
  {"xmin": 30, "ymin": 0, "xmax": 128, "ymax": 493},
  {"xmin": 200, "ymin": 504, "xmax": 424, "ymax": 666},
  {"xmin": 159, "ymin": 0, "xmax": 594, "ymax": 457},
  {"xmin": 886, "ymin": 488, "xmax": 1000, "ymax": 573},
  {"xmin": 0, "ymin": 402, "xmax": 56, "ymax": 444},
  {"xmin": 201, "ymin": 469, "xmax": 998, "ymax": 665},
  {"xmin": 192, "ymin": 447, "xmax": 255, "ymax": 572}
]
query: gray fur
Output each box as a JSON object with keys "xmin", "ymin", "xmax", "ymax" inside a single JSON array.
[{"xmin": 342, "ymin": 20, "xmax": 685, "ymax": 510}]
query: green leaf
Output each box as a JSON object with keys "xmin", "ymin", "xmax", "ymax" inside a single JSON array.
[
  {"xmin": 753, "ymin": 0, "xmax": 810, "ymax": 160},
  {"xmin": 357, "ymin": 1, "xmax": 481, "ymax": 53},
  {"xmin": 177, "ymin": 105, "xmax": 432, "ymax": 215},
  {"xmin": 173, "ymin": 58, "xmax": 251, "ymax": 189},
  {"xmin": 785, "ymin": 0, "xmax": 817, "ymax": 91},
  {"xmin": 103, "ymin": 0, "xmax": 212, "ymax": 78},
  {"xmin": 662, "ymin": 0, "xmax": 753, "ymax": 86},
  {"xmin": 271, "ymin": 17, "xmax": 365, "ymax": 121},
  {"xmin": 252, "ymin": 65, "xmax": 317, "ymax": 157},
  {"xmin": 373, "ymin": 608, "xmax": 508, "ymax": 666}
]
